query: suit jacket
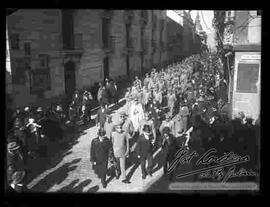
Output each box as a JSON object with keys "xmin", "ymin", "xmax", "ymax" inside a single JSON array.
[
  {"xmin": 135, "ymin": 134, "xmax": 153, "ymax": 158},
  {"xmin": 161, "ymin": 135, "xmax": 177, "ymax": 160},
  {"xmin": 90, "ymin": 137, "xmax": 112, "ymax": 164}
]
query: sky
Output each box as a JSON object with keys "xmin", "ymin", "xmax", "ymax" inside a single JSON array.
[{"xmin": 167, "ymin": 10, "xmax": 216, "ymax": 50}]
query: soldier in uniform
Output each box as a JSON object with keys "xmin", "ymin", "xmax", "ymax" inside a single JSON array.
[
  {"xmin": 96, "ymin": 105, "xmax": 108, "ymax": 128},
  {"xmin": 90, "ymin": 128, "xmax": 112, "ymax": 188},
  {"xmin": 167, "ymin": 89, "xmax": 177, "ymax": 117},
  {"xmin": 159, "ymin": 114, "xmax": 175, "ymax": 136}
]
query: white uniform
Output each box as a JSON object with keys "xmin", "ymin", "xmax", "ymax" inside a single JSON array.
[{"xmin": 129, "ymin": 103, "xmax": 144, "ymax": 132}]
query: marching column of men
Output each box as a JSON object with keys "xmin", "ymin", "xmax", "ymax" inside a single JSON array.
[{"xmin": 91, "ymin": 52, "xmax": 260, "ymax": 188}]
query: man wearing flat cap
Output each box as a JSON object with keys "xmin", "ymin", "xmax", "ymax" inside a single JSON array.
[{"xmin": 90, "ymin": 128, "xmax": 112, "ymax": 188}]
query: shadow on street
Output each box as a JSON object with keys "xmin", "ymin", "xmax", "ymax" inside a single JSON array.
[{"xmin": 29, "ymin": 158, "xmax": 81, "ymax": 192}]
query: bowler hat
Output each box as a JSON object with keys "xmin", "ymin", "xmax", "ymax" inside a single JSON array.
[{"xmin": 7, "ymin": 142, "xmax": 20, "ymax": 151}]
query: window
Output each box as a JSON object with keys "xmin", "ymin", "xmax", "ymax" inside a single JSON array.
[
  {"xmin": 236, "ymin": 63, "xmax": 259, "ymax": 93},
  {"xmin": 62, "ymin": 10, "xmax": 74, "ymax": 49},
  {"xmin": 10, "ymin": 34, "xmax": 19, "ymax": 50},
  {"xmin": 24, "ymin": 42, "xmax": 31, "ymax": 55},
  {"xmin": 226, "ymin": 10, "xmax": 235, "ymax": 22},
  {"xmin": 39, "ymin": 54, "xmax": 49, "ymax": 68}
]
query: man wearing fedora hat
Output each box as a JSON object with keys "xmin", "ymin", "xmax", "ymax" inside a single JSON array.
[
  {"xmin": 111, "ymin": 120, "xmax": 130, "ymax": 183},
  {"xmin": 90, "ymin": 128, "xmax": 112, "ymax": 188},
  {"xmin": 6, "ymin": 141, "xmax": 27, "ymax": 192}
]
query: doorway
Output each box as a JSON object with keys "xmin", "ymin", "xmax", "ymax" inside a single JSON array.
[{"xmin": 64, "ymin": 61, "xmax": 76, "ymax": 99}]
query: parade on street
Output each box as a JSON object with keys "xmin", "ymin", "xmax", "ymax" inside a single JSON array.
[{"xmin": 5, "ymin": 9, "xmax": 261, "ymax": 193}]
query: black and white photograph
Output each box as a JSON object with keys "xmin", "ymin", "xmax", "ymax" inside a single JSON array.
[{"xmin": 5, "ymin": 9, "xmax": 261, "ymax": 193}]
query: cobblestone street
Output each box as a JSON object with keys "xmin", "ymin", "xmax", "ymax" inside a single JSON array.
[{"xmin": 25, "ymin": 100, "xmax": 166, "ymax": 193}]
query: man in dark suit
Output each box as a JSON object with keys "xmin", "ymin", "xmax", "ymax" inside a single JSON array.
[
  {"xmin": 90, "ymin": 128, "xmax": 112, "ymax": 188},
  {"xmin": 161, "ymin": 127, "xmax": 177, "ymax": 180},
  {"xmin": 135, "ymin": 125, "xmax": 154, "ymax": 179}
]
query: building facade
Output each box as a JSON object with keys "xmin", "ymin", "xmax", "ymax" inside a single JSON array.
[
  {"xmin": 167, "ymin": 10, "xmax": 204, "ymax": 63},
  {"xmin": 222, "ymin": 10, "xmax": 261, "ymax": 120},
  {"xmin": 7, "ymin": 9, "xmax": 168, "ymax": 108}
]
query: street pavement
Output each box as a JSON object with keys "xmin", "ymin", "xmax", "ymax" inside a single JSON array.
[{"xmin": 26, "ymin": 100, "xmax": 168, "ymax": 193}]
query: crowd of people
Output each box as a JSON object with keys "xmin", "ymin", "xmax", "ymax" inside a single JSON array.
[
  {"xmin": 6, "ymin": 74, "xmax": 122, "ymax": 192},
  {"xmin": 6, "ymin": 52, "xmax": 260, "ymax": 192},
  {"xmin": 90, "ymin": 53, "xmax": 260, "ymax": 188}
]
